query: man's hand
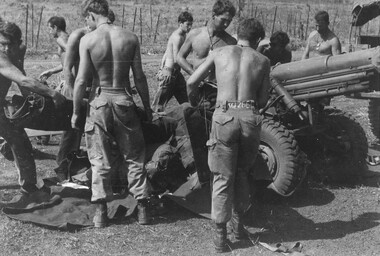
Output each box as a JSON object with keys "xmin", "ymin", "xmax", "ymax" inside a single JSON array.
[
  {"xmin": 51, "ymin": 90, "xmax": 66, "ymax": 108},
  {"xmin": 39, "ymin": 70, "xmax": 52, "ymax": 81},
  {"xmin": 71, "ymin": 113, "xmax": 80, "ymax": 130}
]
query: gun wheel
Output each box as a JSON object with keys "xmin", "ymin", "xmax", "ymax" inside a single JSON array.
[
  {"xmin": 368, "ymin": 99, "xmax": 380, "ymax": 140},
  {"xmin": 322, "ymin": 108, "xmax": 368, "ymax": 179},
  {"xmin": 257, "ymin": 119, "xmax": 305, "ymax": 196}
]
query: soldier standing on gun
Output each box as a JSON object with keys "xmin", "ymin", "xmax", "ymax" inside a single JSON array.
[
  {"xmin": 187, "ymin": 18, "xmax": 270, "ymax": 253},
  {"xmin": 72, "ymin": 0, "xmax": 152, "ymax": 227}
]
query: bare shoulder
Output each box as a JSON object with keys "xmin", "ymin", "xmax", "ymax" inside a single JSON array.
[
  {"xmin": 330, "ymin": 32, "xmax": 341, "ymax": 43},
  {"xmin": 187, "ymin": 27, "xmax": 204, "ymax": 39},
  {"xmin": 69, "ymin": 28, "xmax": 87, "ymax": 41},
  {"xmin": 0, "ymin": 51, "xmax": 13, "ymax": 67},
  {"xmin": 111, "ymin": 26, "xmax": 138, "ymax": 42},
  {"xmin": 253, "ymin": 50, "xmax": 270, "ymax": 66},
  {"xmin": 308, "ymin": 30, "xmax": 319, "ymax": 39}
]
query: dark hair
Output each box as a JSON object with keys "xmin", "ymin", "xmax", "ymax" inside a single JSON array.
[
  {"xmin": 178, "ymin": 11, "xmax": 193, "ymax": 23},
  {"xmin": 315, "ymin": 10, "xmax": 329, "ymax": 23},
  {"xmin": 237, "ymin": 18, "xmax": 264, "ymax": 43},
  {"xmin": 0, "ymin": 21, "xmax": 22, "ymax": 45},
  {"xmin": 270, "ymin": 31, "xmax": 290, "ymax": 47},
  {"xmin": 81, "ymin": 0, "xmax": 109, "ymax": 17},
  {"xmin": 108, "ymin": 9, "xmax": 115, "ymax": 23},
  {"xmin": 48, "ymin": 16, "xmax": 66, "ymax": 31},
  {"xmin": 212, "ymin": 0, "xmax": 236, "ymax": 17}
]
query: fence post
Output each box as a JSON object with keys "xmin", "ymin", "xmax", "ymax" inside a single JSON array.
[
  {"xmin": 271, "ymin": 6, "xmax": 278, "ymax": 35},
  {"xmin": 139, "ymin": 8, "xmax": 142, "ymax": 44},
  {"xmin": 150, "ymin": 3, "xmax": 153, "ymax": 31},
  {"xmin": 153, "ymin": 13, "xmax": 160, "ymax": 43},
  {"xmin": 31, "ymin": 3, "xmax": 34, "ymax": 47},
  {"xmin": 36, "ymin": 6, "xmax": 44, "ymax": 50},
  {"xmin": 305, "ymin": 4, "xmax": 310, "ymax": 40},
  {"xmin": 121, "ymin": 4, "xmax": 125, "ymax": 28},
  {"xmin": 132, "ymin": 7, "xmax": 137, "ymax": 32},
  {"xmin": 254, "ymin": 6, "xmax": 258, "ymax": 18},
  {"xmin": 293, "ymin": 12, "xmax": 297, "ymax": 37},
  {"xmin": 332, "ymin": 9, "xmax": 339, "ymax": 32},
  {"xmin": 25, "ymin": 4, "xmax": 28, "ymax": 48}
]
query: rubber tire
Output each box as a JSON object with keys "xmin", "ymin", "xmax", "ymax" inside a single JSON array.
[
  {"xmin": 320, "ymin": 108, "xmax": 368, "ymax": 179},
  {"xmin": 368, "ymin": 99, "xmax": 380, "ymax": 140},
  {"xmin": 258, "ymin": 119, "xmax": 304, "ymax": 196}
]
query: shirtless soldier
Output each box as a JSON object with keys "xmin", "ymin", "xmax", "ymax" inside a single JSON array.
[
  {"xmin": 54, "ymin": 24, "xmax": 94, "ymax": 181},
  {"xmin": 72, "ymin": 0, "xmax": 152, "ymax": 227},
  {"xmin": 39, "ymin": 16, "xmax": 69, "ymax": 80},
  {"xmin": 0, "ymin": 21, "xmax": 65, "ymax": 194},
  {"xmin": 177, "ymin": 0, "xmax": 236, "ymax": 80},
  {"xmin": 302, "ymin": 11, "xmax": 341, "ymax": 59},
  {"xmin": 151, "ymin": 11, "xmax": 193, "ymax": 112},
  {"xmin": 187, "ymin": 18, "xmax": 270, "ymax": 252}
]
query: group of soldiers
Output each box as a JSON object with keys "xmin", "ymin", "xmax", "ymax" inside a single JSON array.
[{"xmin": 0, "ymin": 0, "xmax": 342, "ymax": 252}]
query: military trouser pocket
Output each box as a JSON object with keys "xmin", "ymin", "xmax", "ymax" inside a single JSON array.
[
  {"xmin": 211, "ymin": 114, "xmax": 237, "ymax": 145},
  {"xmin": 206, "ymin": 139, "xmax": 217, "ymax": 150}
]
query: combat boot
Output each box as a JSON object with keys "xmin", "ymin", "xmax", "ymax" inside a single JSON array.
[
  {"xmin": 93, "ymin": 202, "xmax": 108, "ymax": 228},
  {"xmin": 137, "ymin": 199, "xmax": 151, "ymax": 225},
  {"xmin": 230, "ymin": 211, "xmax": 249, "ymax": 240},
  {"xmin": 213, "ymin": 223, "xmax": 228, "ymax": 253}
]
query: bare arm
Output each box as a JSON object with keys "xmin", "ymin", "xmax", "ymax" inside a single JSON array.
[
  {"xmin": 39, "ymin": 37, "xmax": 67, "ymax": 79},
  {"xmin": 257, "ymin": 59, "xmax": 271, "ymax": 109},
  {"xmin": 0, "ymin": 52, "xmax": 65, "ymax": 106},
  {"xmin": 160, "ymin": 52, "xmax": 166, "ymax": 69},
  {"xmin": 131, "ymin": 39, "xmax": 152, "ymax": 121},
  {"xmin": 172, "ymin": 34, "xmax": 182, "ymax": 64},
  {"xmin": 63, "ymin": 32, "xmax": 81, "ymax": 98},
  {"xmin": 177, "ymin": 32, "xmax": 195, "ymax": 75},
  {"xmin": 72, "ymin": 38, "xmax": 91, "ymax": 128},
  {"xmin": 187, "ymin": 51, "xmax": 215, "ymax": 106},
  {"xmin": 331, "ymin": 37, "xmax": 342, "ymax": 55},
  {"xmin": 302, "ymin": 37, "xmax": 311, "ymax": 60}
]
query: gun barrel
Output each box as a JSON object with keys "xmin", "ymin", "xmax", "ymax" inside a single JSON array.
[
  {"xmin": 270, "ymin": 77, "xmax": 304, "ymax": 119},
  {"xmin": 292, "ymin": 83, "xmax": 370, "ymax": 100},
  {"xmin": 284, "ymin": 71, "xmax": 370, "ymax": 92},
  {"xmin": 271, "ymin": 47, "xmax": 380, "ymax": 81}
]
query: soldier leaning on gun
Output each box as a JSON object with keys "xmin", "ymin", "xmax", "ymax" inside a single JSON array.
[
  {"xmin": 187, "ymin": 18, "xmax": 270, "ymax": 253},
  {"xmin": 0, "ymin": 21, "xmax": 65, "ymax": 194}
]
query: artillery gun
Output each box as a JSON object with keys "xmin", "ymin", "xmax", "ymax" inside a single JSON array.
[{"xmin": 262, "ymin": 47, "xmax": 380, "ymax": 197}]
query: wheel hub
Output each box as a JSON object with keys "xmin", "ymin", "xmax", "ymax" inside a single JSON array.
[{"xmin": 259, "ymin": 144, "xmax": 278, "ymax": 178}]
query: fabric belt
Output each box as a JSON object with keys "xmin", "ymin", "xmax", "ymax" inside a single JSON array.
[
  {"xmin": 96, "ymin": 87, "xmax": 131, "ymax": 95},
  {"xmin": 215, "ymin": 100, "xmax": 258, "ymax": 111}
]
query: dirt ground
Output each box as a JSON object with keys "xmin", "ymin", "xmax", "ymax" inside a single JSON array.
[{"xmin": 0, "ymin": 56, "xmax": 379, "ymax": 256}]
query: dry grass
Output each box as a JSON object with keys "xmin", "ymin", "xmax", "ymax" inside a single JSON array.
[{"xmin": 0, "ymin": 0, "xmax": 365, "ymax": 57}]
